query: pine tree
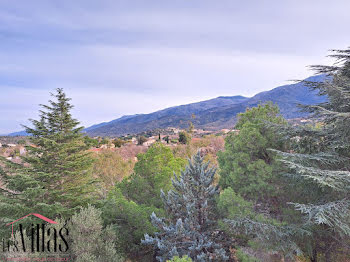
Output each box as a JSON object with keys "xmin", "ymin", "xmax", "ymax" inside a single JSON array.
[
  {"xmin": 143, "ymin": 152, "xmax": 228, "ymax": 262},
  {"xmin": 218, "ymin": 103, "xmax": 287, "ymax": 204},
  {"xmin": 23, "ymin": 88, "xmax": 95, "ymax": 209},
  {"xmin": 0, "ymin": 89, "xmax": 95, "ymax": 234}
]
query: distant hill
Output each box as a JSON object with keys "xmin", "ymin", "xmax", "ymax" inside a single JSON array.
[
  {"xmin": 85, "ymin": 75, "xmax": 327, "ymax": 137},
  {"xmin": 7, "ymin": 130, "xmax": 29, "ymax": 137},
  {"xmin": 8, "ymin": 75, "xmax": 327, "ymax": 137}
]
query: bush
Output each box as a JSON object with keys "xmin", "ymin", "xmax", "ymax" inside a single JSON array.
[
  {"xmin": 217, "ymin": 187, "xmax": 253, "ymax": 219},
  {"xmin": 112, "ymin": 138, "xmax": 126, "ymax": 148},
  {"xmin": 235, "ymin": 249, "xmax": 259, "ymax": 262},
  {"xmin": 84, "ymin": 136, "xmax": 99, "ymax": 147},
  {"xmin": 102, "ymin": 187, "xmax": 160, "ymax": 259},
  {"xmin": 137, "ymin": 136, "xmax": 148, "ymax": 145},
  {"xmin": 167, "ymin": 256, "xmax": 192, "ymax": 262},
  {"xmin": 178, "ymin": 131, "xmax": 190, "ymax": 144},
  {"xmin": 70, "ymin": 205, "xmax": 124, "ymax": 262}
]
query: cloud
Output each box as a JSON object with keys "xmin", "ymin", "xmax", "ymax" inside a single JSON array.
[{"xmin": 0, "ymin": 0, "xmax": 349, "ymax": 133}]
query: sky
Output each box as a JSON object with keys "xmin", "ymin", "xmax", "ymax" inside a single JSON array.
[{"xmin": 1, "ymin": 0, "xmax": 350, "ymax": 134}]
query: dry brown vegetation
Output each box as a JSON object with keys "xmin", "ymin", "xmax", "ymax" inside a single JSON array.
[{"xmin": 92, "ymin": 150, "xmax": 135, "ymax": 195}]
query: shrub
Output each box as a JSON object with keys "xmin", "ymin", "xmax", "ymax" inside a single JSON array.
[
  {"xmin": 137, "ymin": 136, "xmax": 148, "ymax": 145},
  {"xmin": 69, "ymin": 205, "xmax": 124, "ymax": 262},
  {"xmin": 178, "ymin": 131, "xmax": 190, "ymax": 144},
  {"xmin": 167, "ymin": 256, "xmax": 192, "ymax": 262}
]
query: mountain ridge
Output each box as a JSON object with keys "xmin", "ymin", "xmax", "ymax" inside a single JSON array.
[
  {"xmin": 7, "ymin": 75, "xmax": 327, "ymax": 137},
  {"xmin": 84, "ymin": 75, "xmax": 327, "ymax": 137}
]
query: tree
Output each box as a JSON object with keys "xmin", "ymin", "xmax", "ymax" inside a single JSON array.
[
  {"xmin": 138, "ymin": 135, "xmax": 148, "ymax": 145},
  {"xmin": 218, "ymin": 103, "xmax": 286, "ymax": 204},
  {"xmin": 102, "ymin": 143, "xmax": 186, "ymax": 259},
  {"xmin": 225, "ymin": 48, "xmax": 350, "ymax": 261},
  {"xmin": 84, "ymin": 136, "xmax": 99, "ymax": 148},
  {"xmin": 99, "ymin": 137, "xmax": 109, "ymax": 146},
  {"xmin": 143, "ymin": 152, "xmax": 228, "ymax": 261},
  {"xmin": 22, "ymin": 88, "xmax": 96, "ymax": 209},
  {"xmin": 17, "ymin": 139, "xmax": 26, "ymax": 145},
  {"xmin": 69, "ymin": 205, "xmax": 124, "ymax": 262},
  {"xmin": 163, "ymin": 136, "xmax": 170, "ymax": 144},
  {"xmin": 269, "ymin": 48, "xmax": 350, "ymax": 261},
  {"xmin": 118, "ymin": 143, "xmax": 186, "ymax": 208},
  {"xmin": 178, "ymin": 131, "xmax": 190, "ymax": 144},
  {"xmin": 0, "ymin": 89, "xmax": 95, "ymax": 233},
  {"xmin": 102, "ymin": 187, "xmax": 160, "ymax": 260},
  {"xmin": 112, "ymin": 138, "xmax": 126, "ymax": 148},
  {"xmin": 92, "ymin": 150, "xmax": 134, "ymax": 195}
]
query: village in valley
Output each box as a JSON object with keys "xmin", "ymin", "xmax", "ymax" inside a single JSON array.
[
  {"xmin": 0, "ymin": 126, "xmax": 236, "ymax": 163},
  {"xmin": 0, "ymin": 115, "xmax": 317, "ymax": 166},
  {"xmin": 0, "ymin": 116, "xmax": 315, "ymax": 164}
]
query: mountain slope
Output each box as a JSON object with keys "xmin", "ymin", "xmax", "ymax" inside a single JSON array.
[
  {"xmin": 85, "ymin": 75, "xmax": 327, "ymax": 137},
  {"xmin": 6, "ymin": 130, "xmax": 29, "ymax": 137},
  {"xmin": 85, "ymin": 96, "xmax": 249, "ymax": 136}
]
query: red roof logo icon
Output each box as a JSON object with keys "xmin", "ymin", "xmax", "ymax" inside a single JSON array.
[{"xmin": 6, "ymin": 213, "xmax": 58, "ymax": 236}]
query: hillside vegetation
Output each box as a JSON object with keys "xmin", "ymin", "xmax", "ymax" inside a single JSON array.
[{"xmin": 1, "ymin": 47, "xmax": 350, "ymax": 262}]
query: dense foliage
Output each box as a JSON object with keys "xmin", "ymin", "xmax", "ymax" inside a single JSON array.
[
  {"xmin": 2, "ymin": 47, "xmax": 350, "ymax": 261},
  {"xmin": 0, "ymin": 89, "xmax": 95, "ymax": 238},
  {"xmin": 143, "ymin": 152, "xmax": 228, "ymax": 261},
  {"xmin": 223, "ymin": 48, "xmax": 350, "ymax": 261},
  {"xmin": 102, "ymin": 143, "xmax": 186, "ymax": 259},
  {"xmin": 271, "ymin": 48, "xmax": 350, "ymax": 260},
  {"xmin": 218, "ymin": 103, "xmax": 286, "ymax": 204}
]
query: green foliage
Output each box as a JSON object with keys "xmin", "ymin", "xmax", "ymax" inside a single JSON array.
[
  {"xmin": 23, "ymin": 88, "xmax": 96, "ymax": 209},
  {"xmin": 218, "ymin": 102, "xmax": 286, "ymax": 202},
  {"xmin": 112, "ymin": 138, "xmax": 126, "ymax": 148},
  {"xmin": 268, "ymin": 48, "xmax": 350, "ymax": 259},
  {"xmin": 163, "ymin": 135, "xmax": 170, "ymax": 144},
  {"xmin": 99, "ymin": 137, "xmax": 109, "ymax": 145},
  {"xmin": 0, "ymin": 89, "xmax": 96, "ymax": 238},
  {"xmin": 118, "ymin": 143, "xmax": 186, "ymax": 208},
  {"xmin": 0, "ymin": 164, "xmax": 68, "ymax": 238},
  {"xmin": 17, "ymin": 139, "xmax": 26, "ymax": 145},
  {"xmin": 102, "ymin": 143, "xmax": 185, "ymax": 259},
  {"xmin": 178, "ymin": 131, "xmax": 190, "ymax": 144},
  {"xmin": 226, "ymin": 48, "xmax": 350, "ymax": 260},
  {"xmin": 84, "ymin": 136, "xmax": 99, "ymax": 147},
  {"xmin": 217, "ymin": 187, "xmax": 253, "ymax": 219},
  {"xmin": 102, "ymin": 187, "xmax": 160, "ymax": 259},
  {"xmin": 69, "ymin": 205, "xmax": 123, "ymax": 262},
  {"xmin": 167, "ymin": 255, "xmax": 192, "ymax": 262},
  {"xmin": 143, "ymin": 152, "xmax": 228, "ymax": 261},
  {"xmin": 188, "ymin": 121, "xmax": 194, "ymax": 134},
  {"xmin": 235, "ymin": 249, "xmax": 259, "ymax": 262}
]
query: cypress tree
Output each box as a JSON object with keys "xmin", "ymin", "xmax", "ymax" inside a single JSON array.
[{"xmin": 143, "ymin": 152, "xmax": 228, "ymax": 262}]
